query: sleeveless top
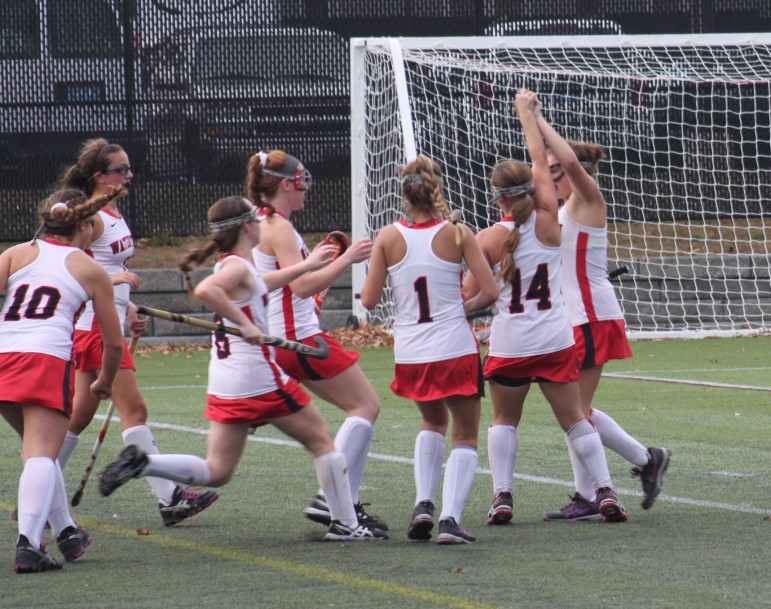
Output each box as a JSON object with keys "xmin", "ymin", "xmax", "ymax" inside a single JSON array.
[
  {"xmin": 488, "ymin": 213, "xmax": 574, "ymax": 358},
  {"xmin": 206, "ymin": 254, "xmax": 291, "ymax": 398},
  {"xmin": 558, "ymin": 206, "xmax": 624, "ymax": 326},
  {"xmin": 252, "ymin": 227, "xmax": 319, "ymax": 341},
  {"xmin": 388, "ymin": 220, "xmax": 478, "ymax": 364},
  {"xmin": 0, "ymin": 239, "xmax": 88, "ymax": 360},
  {"xmin": 76, "ymin": 208, "xmax": 134, "ymax": 330}
]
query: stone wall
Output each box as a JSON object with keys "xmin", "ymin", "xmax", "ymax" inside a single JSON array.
[{"xmin": 130, "ymin": 267, "xmax": 354, "ymax": 344}]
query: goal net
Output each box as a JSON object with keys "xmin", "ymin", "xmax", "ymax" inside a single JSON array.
[{"xmin": 350, "ymin": 34, "xmax": 771, "ymax": 338}]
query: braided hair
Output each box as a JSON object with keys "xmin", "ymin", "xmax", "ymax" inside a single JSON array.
[{"xmin": 401, "ymin": 154, "xmax": 463, "ymax": 245}]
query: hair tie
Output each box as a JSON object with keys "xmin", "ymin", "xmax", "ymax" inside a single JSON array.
[
  {"xmin": 50, "ymin": 202, "xmax": 69, "ymax": 214},
  {"xmin": 258, "ymin": 151, "xmax": 269, "ymax": 167},
  {"xmin": 449, "ymin": 209, "xmax": 462, "ymax": 223},
  {"xmin": 401, "ymin": 174, "xmax": 424, "ymax": 188}
]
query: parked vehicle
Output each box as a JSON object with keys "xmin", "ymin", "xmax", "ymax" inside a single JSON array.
[
  {"xmin": 0, "ymin": 0, "xmax": 145, "ymax": 187},
  {"xmin": 142, "ymin": 25, "xmax": 349, "ymax": 183}
]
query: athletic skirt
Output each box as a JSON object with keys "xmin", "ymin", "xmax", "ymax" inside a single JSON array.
[
  {"xmin": 204, "ymin": 377, "xmax": 311, "ymax": 427},
  {"xmin": 273, "ymin": 332, "xmax": 359, "ymax": 381},
  {"xmin": 391, "ymin": 353, "xmax": 484, "ymax": 401},
  {"xmin": 74, "ymin": 329, "xmax": 135, "ymax": 372},
  {"xmin": 0, "ymin": 352, "xmax": 74, "ymax": 416},
  {"xmin": 484, "ymin": 346, "xmax": 580, "ymax": 385},
  {"xmin": 572, "ymin": 319, "xmax": 632, "ymax": 369}
]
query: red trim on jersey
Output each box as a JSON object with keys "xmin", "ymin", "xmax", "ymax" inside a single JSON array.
[
  {"xmin": 40, "ymin": 238, "xmax": 74, "ymax": 248},
  {"xmin": 398, "ymin": 218, "xmax": 443, "ymax": 229},
  {"xmin": 576, "ymin": 231, "xmax": 597, "ymax": 322},
  {"xmin": 500, "ymin": 216, "xmax": 513, "ymax": 222}
]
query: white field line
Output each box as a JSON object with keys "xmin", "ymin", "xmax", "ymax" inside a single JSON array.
[
  {"xmin": 95, "ymin": 414, "xmax": 771, "ymax": 516},
  {"xmin": 602, "ymin": 372, "xmax": 771, "ymax": 392}
]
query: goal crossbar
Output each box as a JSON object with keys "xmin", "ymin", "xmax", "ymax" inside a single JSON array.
[{"xmin": 351, "ymin": 34, "xmax": 771, "ymax": 338}]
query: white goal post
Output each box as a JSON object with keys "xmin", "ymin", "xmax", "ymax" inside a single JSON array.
[{"xmin": 350, "ymin": 34, "xmax": 771, "ymax": 338}]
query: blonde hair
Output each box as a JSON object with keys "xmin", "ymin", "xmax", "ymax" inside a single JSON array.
[
  {"xmin": 178, "ymin": 196, "xmax": 253, "ymax": 295},
  {"xmin": 401, "ymin": 154, "xmax": 463, "ymax": 245},
  {"xmin": 490, "ymin": 160, "xmax": 536, "ymax": 284}
]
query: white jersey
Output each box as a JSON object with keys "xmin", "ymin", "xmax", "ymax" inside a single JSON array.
[
  {"xmin": 0, "ymin": 239, "xmax": 88, "ymax": 360},
  {"xmin": 206, "ymin": 254, "xmax": 291, "ymax": 398},
  {"xmin": 558, "ymin": 206, "xmax": 625, "ymax": 325},
  {"xmin": 76, "ymin": 208, "xmax": 134, "ymax": 330},
  {"xmin": 388, "ymin": 220, "xmax": 478, "ymax": 364},
  {"xmin": 488, "ymin": 214, "xmax": 574, "ymax": 358},
  {"xmin": 252, "ymin": 228, "xmax": 319, "ymax": 341}
]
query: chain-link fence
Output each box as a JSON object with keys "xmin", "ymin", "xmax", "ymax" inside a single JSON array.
[{"xmin": 2, "ymin": 0, "xmax": 769, "ymax": 240}]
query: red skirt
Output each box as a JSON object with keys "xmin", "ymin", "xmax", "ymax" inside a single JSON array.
[
  {"xmin": 273, "ymin": 332, "xmax": 359, "ymax": 381},
  {"xmin": 572, "ymin": 319, "xmax": 632, "ymax": 369},
  {"xmin": 391, "ymin": 353, "xmax": 484, "ymax": 401},
  {"xmin": 484, "ymin": 346, "xmax": 580, "ymax": 384},
  {"xmin": 73, "ymin": 329, "xmax": 135, "ymax": 372},
  {"xmin": 0, "ymin": 352, "xmax": 74, "ymax": 416},
  {"xmin": 205, "ymin": 378, "xmax": 311, "ymax": 427}
]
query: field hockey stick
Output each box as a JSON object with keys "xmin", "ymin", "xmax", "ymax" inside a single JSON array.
[
  {"xmin": 466, "ymin": 306, "xmax": 498, "ymax": 320},
  {"xmin": 135, "ymin": 305, "xmax": 330, "ymax": 359},
  {"xmin": 609, "ymin": 265, "xmax": 629, "ymax": 280},
  {"xmin": 313, "ymin": 231, "xmax": 350, "ymax": 314},
  {"xmin": 71, "ymin": 335, "xmax": 139, "ymax": 507}
]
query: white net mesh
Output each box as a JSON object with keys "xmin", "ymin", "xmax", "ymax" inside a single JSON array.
[{"xmin": 353, "ymin": 36, "xmax": 771, "ymax": 337}]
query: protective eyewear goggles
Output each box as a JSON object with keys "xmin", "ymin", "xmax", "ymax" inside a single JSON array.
[
  {"xmin": 262, "ymin": 167, "xmax": 313, "ymax": 191},
  {"xmin": 102, "ymin": 164, "xmax": 132, "ymax": 176}
]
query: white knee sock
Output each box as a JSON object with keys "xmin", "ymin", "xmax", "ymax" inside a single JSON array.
[
  {"xmin": 566, "ymin": 420, "xmax": 613, "ymax": 491},
  {"xmin": 18, "ymin": 457, "xmax": 56, "ymax": 548},
  {"xmin": 487, "ymin": 425, "xmax": 517, "ymax": 494},
  {"xmin": 565, "ymin": 434, "xmax": 596, "ymax": 501},
  {"xmin": 332, "ymin": 416, "xmax": 372, "ymax": 505},
  {"xmin": 141, "ymin": 454, "xmax": 212, "ymax": 486},
  {"xmin": 47, "ymin": 461, "xmax": 78, "ymax": 537},
  {"xmin": 591, "ymin": 408, "xmax": 649, "ymax": 467},
  {"xmin": 439, "ymin": 446, "xmax": 478, "ymax": 524},
  {"xmin": 56, "ymin": 431, "xmax": 80, "ymax": 469},
  {"xmin": 314, "ymin": 451, "xmax": 357, "ymax": 529},
  {"xmin": 413, "ymin": 430, "xmax": 445, "ymax": 505},
  {"xmin": 122, "ymin": 425, "xmax": 177, "ymax": 505}
]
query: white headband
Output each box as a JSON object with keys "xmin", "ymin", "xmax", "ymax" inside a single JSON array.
[{"xmin": 208, "ymin": 208, "xmax": 258, "ymax": 232}]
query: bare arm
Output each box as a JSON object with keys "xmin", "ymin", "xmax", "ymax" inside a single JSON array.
[
  {"xmin": 0, "ymin": 249, "xmax": 10, "ymax": 294},
  {"xmin": 261, "ymin": 243, "xmax": 337, "ymax": 292},
  {"xmin": 460, "ymin": 225, "xmax": 498, "ymax": 313},
  {"xmin": 517, "ymin": 90, "xmax": 560, "ymax": 245},
  {"xmin": 535, "ymin": 113, "xmax": 604, "ymax": 207},
  {"xmin": 359, "ymin": 228, "xmax": 392, "ymax": 310},
  {"xmin": 193, "ymin": 259, "xmax": 262, "ymax": 344},
  {"xmin": 88, "ymin": 261, "xmax": 124, "ymax": 399},
  {"xmin": 270, "ymin": 221, "xmax": 372, "ymax": 298}
]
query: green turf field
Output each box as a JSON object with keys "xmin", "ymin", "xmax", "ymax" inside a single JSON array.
[{"xmin": 2, "ymin": 337, "xmax": 770, "ymax": 609}]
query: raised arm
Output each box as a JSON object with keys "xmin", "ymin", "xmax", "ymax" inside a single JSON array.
[{"xmin": 535, "ymin": 112, "xmax": 603, "ymax": 206}]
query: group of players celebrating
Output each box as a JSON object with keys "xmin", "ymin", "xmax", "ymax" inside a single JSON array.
[{"xmin": 0, "ymin": 89, "xmax": 670, "ymax": 573}]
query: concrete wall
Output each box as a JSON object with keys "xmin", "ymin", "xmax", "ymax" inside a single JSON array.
[
  {"xmin": 130, "ymin": 267, "xmax": 354, "ymax": 345},
  {"xmin": 1, "ymin": 256, "xmax": 769, "ymax": 342}
]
